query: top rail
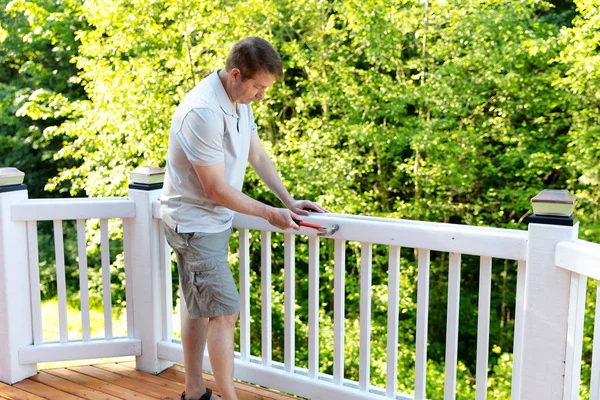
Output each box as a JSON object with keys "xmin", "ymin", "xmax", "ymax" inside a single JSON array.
[
  {"xmin": 556, "ymin": 239, "xmax": 600, "ymax": 280},
  {"xmin": 11, "ymin": 198, "xmax": 135, "ymax": 221},
  {"xmin": 232, "ymin": 213, "xmax": 528, "ymax": 261},
  {"xmin": 152, "ymin": 200, "xmax": 527, "ymax": 260}
]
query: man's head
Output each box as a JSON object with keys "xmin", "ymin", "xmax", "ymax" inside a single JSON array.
[
  {"xmin": 222, "ymin": 37, "xmax": 282, "ymax": 104},
  {"xmin": 225, "ymin": 36, "xmax": 283, "ymax": 81}
]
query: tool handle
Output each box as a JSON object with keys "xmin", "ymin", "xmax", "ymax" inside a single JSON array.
[{"xmin": 292, "ymin": 219, "xmax": 323, "ymax": 230}]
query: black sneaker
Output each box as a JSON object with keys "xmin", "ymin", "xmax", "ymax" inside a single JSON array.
[{"xmin": 180, "ymin": 388, "xmax": 213, "ymax": 400}]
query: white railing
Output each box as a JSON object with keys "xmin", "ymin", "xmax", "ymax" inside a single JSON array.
[
  {"xmin": 0, "ymin": 167, "xmax": 598, "ymax": 400},
  {"xmin": 555, "ymin": 239, "xmax": 600, "ymax": 400},
  {"xmin": 150, "ymin": 195, "xmax": 529, "ymax": 399},
  {"xmin": 9, "ymin": 198, "xmax": 141, "ymax": 364}
]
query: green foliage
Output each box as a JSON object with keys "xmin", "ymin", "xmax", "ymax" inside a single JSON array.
[
  {"xmin": 6, "ymin": 0, "xmax": 600, "ymax": 398},
  {"xmin": 0, "ymin": 0, "xmax": 84, "ymax": 196}
]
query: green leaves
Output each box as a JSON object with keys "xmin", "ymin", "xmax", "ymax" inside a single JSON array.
[{"xmin": 6, "ymin": 0, "xmax": 600, "ymax": 397}]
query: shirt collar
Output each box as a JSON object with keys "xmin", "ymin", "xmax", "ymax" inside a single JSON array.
[{"xmin": 211, "ymin": 69, "xmax": 238, "ymax": 118}]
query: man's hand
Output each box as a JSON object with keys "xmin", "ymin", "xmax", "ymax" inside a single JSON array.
[
  {"xmin": 267, "ymin": 208, "xmax": 303, "ymax": 230},
  {"xmin": 286, "ymin": 199, "xmax": 328, "ymax": 216}
]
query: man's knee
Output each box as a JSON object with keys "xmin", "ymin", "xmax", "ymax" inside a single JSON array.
[{"xmin": 210, "ymin": 312, "xmax": 239, "ymax": 330}]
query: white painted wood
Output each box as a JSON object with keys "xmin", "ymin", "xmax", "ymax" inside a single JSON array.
[
  {"xmin": 414, "ymin": 248, "xmax": 430, "ymax": 400},
  {"xmin": 0, "ymin": 188, "xmax": 37, "ymax": 384},
  {"xmin": 387, "ymin": 246, "xmax": 401, "ymax": 398},
  {"xmin": 159, "ymin": 225, "xmax": 173, "ymax": 341},
  {"xmin": 511, "ymin": 260, "xmax": 526, "ymax": 400},
  {"xmin": 128, "ymin": 185, "xmax": 172, "ymax": 374},
  {"xmin": 27, "ymin": 221, "xmax": 43, "ymax": 345},
  {"xmin": 122, "ymin": 218, "xmax": 134, "ymax": 338},
  {"xmin": 334, "ymin": 239, "xmax": 346, "ymax": 385},
  {"xmin": 476, "ymin": 256, "xmax": 492, "ymax": 400},
  {"xmin": 239, "ymin": 228, "xmax": 251, "ymax": 361},
  {"xmin": 100, "ymin": 218, "xmax": 113, "ymax": 339},
  {"xmin": 233, "ymin": 213, "xmax": 527, "ymax": 261},
  {"xmin": 11, "ymin": 198, "xmax": 135, "ymax": 221},
  {"xmin": 157, "ymin": 340, "xmax": 186, "ymax": 366},
  {"xmin": 156, "ymin": 340, "xmax": 415, "ymax": 400},
  {"xmin": 76, "ymin": 219, "xmax": 91, "ymax": 342},
  {"xmin": 261, "ymin": 231, "xmax": 272, "ymax": 366},
  {"xmin": 444, "ymin": 252, "xmax": 462, "ymax": 400},
  {"xmin": 152, "ymin": 199, "xmax": 161, "ymax": 219},
  {"xmin": 308, "ymin": 235, "xmax": 320, "ymax": 378},
  {"xmin": 359, "ymin": 243, "xmax": 373, "ymax": 392},
  {"xmin": 53, "ymin": 220, "xmax": 69, "ymax": 343},
  {"xmin": 557, "ymin": 240, "xmax": 600, "ymax": 280},
  {"xmin": 18, "ymin": 338, "xmax": 142, "ymax": 364},
  {"xmin": 563, "ymin": 273, "xmax": 587, "ymax": 400},
  {"xmin": 284, "ymin": 233, "xmax": 295, "ymax": 371},
  {"xmin": 590, "ymin": 284, "xmax": 600, "ymax": 400},
  {"xmin": 517, "ymin": 222, "xmax": 579, "ymax": 400}
]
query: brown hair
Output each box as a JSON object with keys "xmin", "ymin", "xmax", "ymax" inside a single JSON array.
[{"xmin": 225, "ymin": 37, "xmax": 283, "ymax": 81}]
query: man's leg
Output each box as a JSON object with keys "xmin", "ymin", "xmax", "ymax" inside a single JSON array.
[
  {"xmin": 180, "ymin": 300, "xmax": 210, "ymax": 399},
  {"xmin": 207, "ymin": 312, "xmax": 239, "ymax": 400}
]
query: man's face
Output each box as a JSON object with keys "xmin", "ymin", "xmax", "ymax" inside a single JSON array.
[{"xmin": 231, "ymin": 69, "xmax": 277, "ymax": 104}]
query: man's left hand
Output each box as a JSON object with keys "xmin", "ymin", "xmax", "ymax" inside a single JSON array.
[{"xmin": 286, "ymin": 199, "xmax": 328, "ymax": 216}]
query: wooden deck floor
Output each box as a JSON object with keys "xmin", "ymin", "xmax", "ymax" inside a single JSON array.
[{"xmin": 0, "ymin": 361, "xmax": 299, "ymax": 400}]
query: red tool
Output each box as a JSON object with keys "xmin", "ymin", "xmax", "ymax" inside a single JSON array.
[{"xmin": 293, "ymin": 219, "xmax": 339, "ymax": 236}]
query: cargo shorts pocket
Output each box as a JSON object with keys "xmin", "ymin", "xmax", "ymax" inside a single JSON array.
[{"xmin": 191, "ymin": 258, "xmax": 220, "ymax": 298}]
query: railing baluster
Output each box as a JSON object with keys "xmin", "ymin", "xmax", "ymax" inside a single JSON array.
[
  {"xmin": 159, "ymin": 224, "xmax": 173, "ymax": 341},
  {"xmin": 444, "ymin": 252, "xmax": 462, "ymax": 400},
  {"xmin": 511, "ymin": 260, "xmax": 526, "ymax": 398},
  {"xmin": 284, "ymin": 233, "xmax": 296, "ymax": 371},
  {"xmin": 476, "ymin": 256, "xmax": 492, "ymax": 400},
  {"xmin": 76, "ymin": 219, "xmax": 90, "ymax": 341},
  {"xmin": 27, "ymin": 221, "xmax": 43, "ymax": 345},
  {"xmin": 563, "ymin": 273, "xmax": 587, "ymax": 400},
  {"xmin": 387, "ymin": 246, "xmax": 401, "ymax": 398},
  {"xmin": 239, "ymin": 228, "xmax": 250, "ymax": 361},
  {"xmin": 359, "ymin": 242, "xmax": 373, "ymax": 392},
  {"xmin": 414, "ymin": 248, "xmax": 430, "ymax": 400},
  {"xmin": 122, "ymin": 218, "xmax": 134, "ymax": 337},
  {"xmin": 334, "ymin": 239, "xmax": 346, "ymax": 385},
  {"xmin": 308, "ymin": 235, "xmax": 320, "ymax": 378},
  {"xmin": 261, "ymin": 231, "xmax": 272, "ymax": 367},
  {"xmin": 53, "ymin": 220, "xmax": 68, "ymax": 342},
  {"xmin": 590, "ymin": 282, "xmax": 600, "ymax": 399},
  {"xmin": 100, "ymin": 218, "xmax": 113, "ymax": 339}
]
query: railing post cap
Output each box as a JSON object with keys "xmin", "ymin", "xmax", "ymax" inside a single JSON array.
[
  {"xmin": 130, "ymin": 166, "xmax": 165, "ymax": 185},
  {"xmin": 531, "ymin": 189, "xmax": 575, "ymax": 216},
  {"xmin": 0, "ymin": 167, "xmax": 25, "ymax": 186},
  {"xmin": 529, "ymin": 189, "xmax": 577, "ymax": 226}
]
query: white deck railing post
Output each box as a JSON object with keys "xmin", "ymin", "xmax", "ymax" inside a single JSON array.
[
  {"xmin": 0, "ymin": 168, "xmax": 37, "ymax": 384},
  {"xmin": 127, "ymin": 166, "xmax": 173, "ymax": 374},
  {"xmin": 515, "ymin": 190, "xmax": 579, "ymax": 400}
]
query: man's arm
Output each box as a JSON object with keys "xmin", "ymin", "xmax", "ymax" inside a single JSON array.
[
  {"xmin": 248, "ymin": 134, "xmax": 327, "ymax": 215},
  {"xmin": 193, "ymin": 162, "xmax": 301, "ymax": 230}
]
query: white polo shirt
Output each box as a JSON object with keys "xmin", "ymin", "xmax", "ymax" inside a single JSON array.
[{"xmin": 160, "ymin": 70, "xmax": 258, "ymax": 233}]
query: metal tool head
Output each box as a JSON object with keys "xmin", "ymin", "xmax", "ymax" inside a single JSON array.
[{"xmin": 317, "ymin": 224, "xmax": 339, "ymax": 237}]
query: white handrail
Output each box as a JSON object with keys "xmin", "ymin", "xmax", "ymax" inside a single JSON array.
[
  {"xmin": 232, "ymin": 213, "xmax": 527, "ymax": 260},
  {"xmin": 12, "ymin": 198, "xmax": 135, "ymax": 221},
  {"xmin": 556, "ymin": 239, "xmax": 600, "ymax": 280}
]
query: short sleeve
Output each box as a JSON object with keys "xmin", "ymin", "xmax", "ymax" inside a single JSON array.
[{"xmin": 175, "ymin": 108, "xmax": 224, "ymax": 166}]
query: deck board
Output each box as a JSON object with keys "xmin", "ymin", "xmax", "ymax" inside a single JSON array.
[
  {"xmin": 0, "ymin": 363, "xmax": 299, "ymax": 400},
  {"xmin": 32, "ymin": 371, "xmax": 122, "ymax": 400},
  {"xmin": 13, "ymin": 379, "xmax": 82, "ymax": 399},
  {"xmin": 0, "ymin": 384, "xmax": 47, "ymax": 400}
]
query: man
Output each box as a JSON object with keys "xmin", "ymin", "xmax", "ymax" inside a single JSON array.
[{"xmin": 160, "ymin": 37, "xmax": 326, "ymax": 400}]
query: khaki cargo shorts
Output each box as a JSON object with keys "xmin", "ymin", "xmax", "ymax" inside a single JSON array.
[{"xmin": 163, "ymin": 222, "xmax": 240, "ymax": 319}]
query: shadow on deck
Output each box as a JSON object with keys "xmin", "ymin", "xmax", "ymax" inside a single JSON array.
[{"xmin": 0, "ymin": 361, "xmax": 302, "ymax": 400}]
